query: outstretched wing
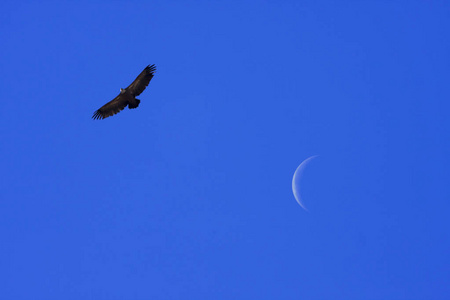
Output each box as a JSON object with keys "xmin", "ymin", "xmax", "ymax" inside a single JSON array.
[
  {"xmin": 126, "ymin": 64, "xmax": 156, "ymax": 96},
  {"xmin": 92, "ymin": 94, "xmax": 130, "ymax": 120}
]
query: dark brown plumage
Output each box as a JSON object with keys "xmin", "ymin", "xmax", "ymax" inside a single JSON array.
[{"xmin": 92, "ymin": 64, "xmax": 156, "ymax": 120}]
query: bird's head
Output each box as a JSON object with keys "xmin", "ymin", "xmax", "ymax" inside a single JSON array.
[{"xmin": 120, "ymin": 88, "xmax": 125, "ymax": 94}]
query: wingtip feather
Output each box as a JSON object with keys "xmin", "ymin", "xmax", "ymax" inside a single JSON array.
[
  {"xmin": 92, "ymin": 110, "xmax": 103, "ymax": 120},
  {"xmin": 146, "ymin": 64, "xmax": 156, "ymax": 74}
]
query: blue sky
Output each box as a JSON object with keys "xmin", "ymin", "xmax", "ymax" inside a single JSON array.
[{"xmin": 1, "ymin": 1, "xmax": 449, "ymax": 299}]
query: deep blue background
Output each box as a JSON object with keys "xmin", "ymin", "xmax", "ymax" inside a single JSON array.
[{"xmin": 1, "ymin": 1, "xmax": 449, "ymax": 299}]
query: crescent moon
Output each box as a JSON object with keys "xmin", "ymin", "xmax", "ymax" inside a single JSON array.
[{"xmin": 292, "ymin": 155, "xmax": 319, "ymax": 211}]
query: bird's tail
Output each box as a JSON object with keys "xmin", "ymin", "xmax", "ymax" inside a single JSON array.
[{"xmin": 128, "ymin": 99, "xmax": 141, "ymax": 109}]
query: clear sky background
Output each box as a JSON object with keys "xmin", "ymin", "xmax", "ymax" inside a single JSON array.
[{"xmin": 1, "ymin": 1, "xmax": 449, "ymax": 299}]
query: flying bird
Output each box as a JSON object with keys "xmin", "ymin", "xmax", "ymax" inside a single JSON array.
[{"xmin": 92, "ymin": 64, "xmax": 156, "ymax": 120}]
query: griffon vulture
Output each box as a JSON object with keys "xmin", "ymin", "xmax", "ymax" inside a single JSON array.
[{"xmin": 92, "ymin": 64, "xmax": 156, "ymax": 120}]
